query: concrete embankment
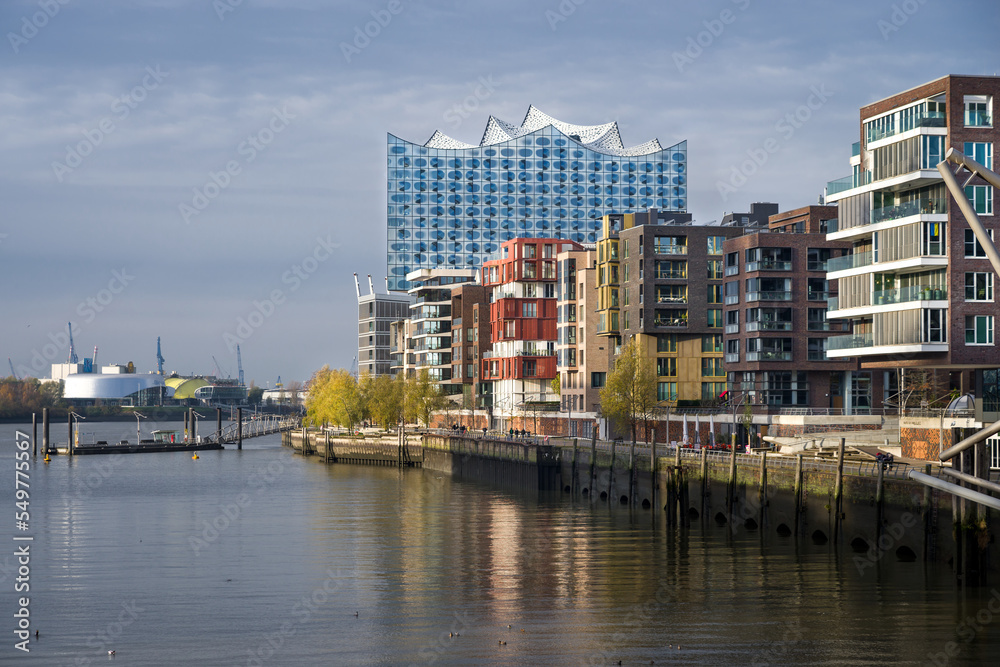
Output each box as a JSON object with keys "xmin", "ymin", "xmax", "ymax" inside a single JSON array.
[{"xmin": 287, "ymin": 429, "xmax": 998, "ymax": 580}]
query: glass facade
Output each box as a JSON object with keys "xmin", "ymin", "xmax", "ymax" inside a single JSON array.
[{"xmin": 387, "ymin": 117, "xmax": 687, "ymax": 290}]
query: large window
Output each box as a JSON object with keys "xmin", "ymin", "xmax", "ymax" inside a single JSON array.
[
  {"xmin": 966, "ymin": 185, "xmax": 994, "ymax": 215},
  {"xmin": 965, "ymin": 229, "xmax": 994, "ymax": 258},
  {"xmin": 657, "ymin": 334, "xmax": 677, "ymax": 353},
  {"xmin": 654, "ymin": 236, "xmax": 687, "ymax": 255},
  {"xmin": 807, "ymin": 338, "xmax": 827, "ymax": 361},
  {"xmin": 657, "ymin": 357, "xmax": 677, "ymax": 377},
  {"xmin": 965, "ymin": 98, "xmax": 991, "ymax": 127},
  {"xmin": 965, "ymin": 141, "xmax": 993, "ymax": 170},
  {"xmin": 966, "ymin": 315, "xmax": 994, "ymax": 345},
  {"xmin": 707, "ymin": 285, "xmax": 723, "ymax": 304},
  {"xmin": 657, "ymin": 382, "xmax": 677, "ymax": 402},
  {"xmin": 707, "ymin": 236, "xmax": 725, "ymax": 255},
  {"xmin": 591, "ymin": 372, "xmax": 606, "ymax": 388},
  {"xmin": 707, "ymin": 309, "xmax": 723, "ymax": 328},
  {"xmin": 966, "ymin": 272, "xmax": 994, "ymax": 301},
  {"xmin": 656, "ymin": 260, "xmax": 687, "ymax": 279},
  {"xmin": 707, "ymin": 260, "xmax": 724, "ymax": 280},
  {"xmin": 522, "ymin": 302, "xmax": 537, "ymax": 318},
  {"xmin": 725, "ymin": 338, "xmax": 739, "ymax": 363},
  {"xmin": 702, "ymin": 334, "xmax": 722, "ymax": 353},
  {"xmin": 924, "ymin": 309, "xmax": 946, "ymax": 343},
  {"xmin": 656, "ymin": 284, "xmax": 687, "ymax": 304},
  {"xmin": 702, "ymin": 382, "xmax": 727, "ymax": 401},
  {"xmin": 747, "ymin": 338, "xmax": 793, "ymax": 361},
  {"xmin": 702, "ymin": 357, "xmax": 725, "ymax": 377}
]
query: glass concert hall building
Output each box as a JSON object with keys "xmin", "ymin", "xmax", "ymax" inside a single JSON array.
[{"xmin": 387, "ymin": 106, "xmax": 688, "ymax": 290}]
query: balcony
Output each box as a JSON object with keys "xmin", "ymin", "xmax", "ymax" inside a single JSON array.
[
  {"xmin": 656, "ymin": 296, "xmax": 688, "ymax": 304},
  {"xmin": 746, "ymin": 260, "xmax": 792, "ymax": 272},
  {"xmin": 656, "ymin": 269, "xmax": 687, "ymax": 280},
  {"xmin": 746, "ymin": 321, "xmax": 792, "ymax": 332},
  {"xmin": 852, "ymin": 141, "xmax": 861, "ymax": 158},
  {"xmin": 724, "ymin": 324, "xmax": 739, "ymax": 334},
  {"xmin": 807, "ymin": 260, "xmax": 828, "ymax": 272},
  {"xmin": 724, "ymin": 353, "xmax": 739, "ymax": 363},
  {"xmin": 827, "ymin": 296, "xmax": 838, "ymax": 311},
  {"xmin": 827, "ymin": 251, "xmax": 873, "ymax": 273},
  {"xmin": 826, "ymin": 175, "xmax": 854, "ymax": 196},
  {"xmin": 867, "ymin": 111, "xmax": 946, "ymax": 143},
  {"xmin": 654, "ymin": 245, "xmax": 687, "ymax": 255},
  {"xmin": 826, "ymin": 332, "xmax": 872, "ymax": 351},
  {"xmin": 807, "ymin": 291, "xmax": 831, "ymax": 302},
  {"xmin": 654, "ymin": 316, "xmax": 688, "ymax": 328},
  {"xmin": 872, "ymin": 284, "xmax": 947, "ymax": 304},
  {"xmin": 746, "ymin": 351, "xmax": 793, "ymax": 362},
  {"xmin": 746, "ymin": 291, "xmax": 792, "ymax": 302},
  {"xmin": 725, "ymin": 265, "xmax": 740, "ymax": 276},
  {"xmin": 871, "ymin": 198, "xmax": 946, "ymax": 225}
]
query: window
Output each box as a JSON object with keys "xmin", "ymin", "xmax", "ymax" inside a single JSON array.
[
  {"xmin": 522, "ymin": 302, "xmax": 537, "ymax": 318},
  {"xmin": 524, "ymin": 244, "xmax": 537, "ymax": 259},
  {"xmin": 965, "ymin": 142, "xmax": 993, "ymax": 171},
  {"xmin": 655, "ymin": 309, "xmax": 687, "ymax": 327},
  {"xmin": 725, "ymin": 309, "xmax": 739, "ymax": 333},
  {"xmin": 702, "ymin": 382, "xmax": 726, "ymax": 401},
  {"xmin": 707, "ymin": 285, "xmax": 723, "ymax": 304},
  {"xmin": 807, "ymin": 308, "xmax": 831, "ymax": 331},
  {"xmin": 707, "ymin": 236, "xmax": 725, "ymax": 255},
  {"xmin": 654, "ymin": 236, "xmax": 687, "ymax": 255},
  {"xmin": 924, "ymin": 309, "xmax": 946, "ymax": 343},
  {"xmin": 656, "ymin": 260, "xmax": 687, "ymax": 279},
  {"xmin": 543, "ymin": 243, "xmax": 553, "ymax": 258},
  {"xmin": 807, "ymin": 338, "xmax": 827, "ymax": 361},
  {"xmin": 707, "ymin": 309, "xmax": 723, "ymax": 328},
  {"xmin": 965, "ymin": 229, "xmax": 994, "ymax": 258},
  {"xmin": 702, "ymin": 357, "xmax": 724, "ymax": 377},
  {"xmin": 522, "ymin": 359, "xmax": 537, "ymax": 377},
  {"xmin": 656, "ymin": 284, "xmax": 687, "ymax": 304},
  {"xmin": 544, "ymin": 283, "xmax": 555, "ymax": 298},
  {"xmin": 707, "ymin": 260, "xmax": 724, "ymax": 280},
  {"xmin": 702, "ymin": 334, "xmax": 722, "ymax": 353},
  {"xmin": 567, "ymin": 349, "xmax": 576, "ymax": 367},
  {"xmin": 807, "ymin": 278, "xmax": 829, "ymax": 301},
  {"xmin": 965, "ymin": 98, "xmax": 991, "ymax": 127},
  {"xmin": 966, "ymin": 315, "xmax": 994, "ymax": 345},
  {"xmin": 657, "ymin": 334, "xmax": 677, "ymax": 353},
  {"xmin": 591, "ymin": 372, "xmax": 606, "ymax": 388},
  {"xmin": 622, "ymin": 264, "xmax": 629, "ymax": 283},
  {"xmin": 657, "ymin": 357, "xmax": 677, "ymax": 377},
  {"xmin": 657, "ymin": 382, "xmax": 677, "ymax": 402},
  {"xmin": 966, "ymin": 272, "xmax": 994, "ymax": 301},
  {"xmin": 467, "ymin": 364, "xmax": 474, "ymax": 378},
  {"xmin": 725, "ymin": 338, "xmax": 739, "ymax": 363},
  {"xmin": 725, "ymin": 251, "xmax": 739, "ymax": 276},
  {"xmin": 807, "ymin": 248, "xmax": 832, "ymax": 272},
  {"xmin": 568, "ymin": 304, "xmax": 576, "ymax": 322},
  {"xmin": 965, "ymin": 185, "xmax": 994, "ymax": 215},
  {"xmin": 724, "ymin": 280, "xmax": 739, "ymax": 305}
]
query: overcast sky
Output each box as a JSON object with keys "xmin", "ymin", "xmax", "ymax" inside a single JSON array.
[{"xmin": 1, "ymin": 0, "xmax": 997, "ymax": 385}]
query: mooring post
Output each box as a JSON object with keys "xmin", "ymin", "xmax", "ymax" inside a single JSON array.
[
  {"xmin": 628, "ymin": 439, "xmax": 635, "ymax": 506},
  {"xmin": 650, "ymin": 430, "xmax": 657, "ymax": 514},
  {"xmin": 572, "ymin": 438, "xmax": 579, "ymax": 494},
  {"xmin": 834, "ymin": 437, "xmax": 846, "ymax": 528},
  {"xmin": 727, "ymin": 431, "xmax": 737, "ymax": 511},
  {"xmin": 794, "ymin": 454, "xmax": 803, "ymax": 534},
  {"xmin": 758, "ymin": 449, "xmax": 767, "ymax": 508},
  {"xmin": 191, "ymin": 409, "xmax": 198, "ymax": 444},
  {"xmin": 589, "ymin": 429, "xmax": 597, "ymax": 497},
  {"xmin": 237, "ymin": 407, "xmax": 243, "ymax": 450},
  {"xmin": 32, "ymin": 413, "xmax": 37, "ymax": 457},
  {"xmin": 216, "ymin": 408, "xmax": 222, "ymax": 444},
  {"xmin": 875, "ymin": 456, "xmax": 885, "ymax": 542},
  {"xmin": 67, "ymin": 412, "xmax": 73, "ymax": 457},
  {"xmin": 608, "ymin": 439, "xmax": 616, "ymax": 502},
  {"xmin": 184, "ymin": 410, "xmax": 189, "ymax": 443},
  {"xmin": 700, "ymin": 447, "xmax": 708, "ymax": 501},
  {"xmin": 42, "ymin": 408, "xmax": 49, "ymax": 457}
]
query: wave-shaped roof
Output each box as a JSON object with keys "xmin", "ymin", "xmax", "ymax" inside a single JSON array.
[{"xmin": 423, "ymin": 105, "xmax": 665, "ymax": 157}]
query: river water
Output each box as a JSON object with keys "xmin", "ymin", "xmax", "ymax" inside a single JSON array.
[{"xmin": 1, "ymin": 421, "xmax": 999, "ymax": 666}]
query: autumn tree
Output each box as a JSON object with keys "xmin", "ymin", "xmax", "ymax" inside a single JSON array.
[
  {"xmin": 304, "ymin": 366, "xmax": 364, "ymax": 431},
  {"xmin": 600, "ymin": 338, "xmax": 658, "ymax": 445},
  {"xmin": 367, "ymin": 374, "xmax": 405, "ymax": 429},
  {"xmin": 406, "ymin": 369, "xmax": 448, "ymax": 427}
]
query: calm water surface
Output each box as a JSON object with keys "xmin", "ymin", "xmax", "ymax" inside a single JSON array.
[{"xmin": 1, "ymin": 421, "xmax": 999, "ymax": 666}]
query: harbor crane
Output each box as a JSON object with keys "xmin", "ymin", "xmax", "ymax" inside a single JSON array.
[
  {"xmin": 68, "ymin": 322, "xmax": 79, "ymax": 364},
  {"xmin": 156, "ymin": 337, "xmax": 165, "ymax": 375},
  {"xmin": 237, "ymin": 345, "xmax": 245, "ymax": 387},
  {"xmin": 8, "ymin": 358, "xmax": 18, "ymax": 380}
]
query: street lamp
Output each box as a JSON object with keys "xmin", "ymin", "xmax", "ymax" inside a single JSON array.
[
  {"xmin": 731, "ymin": 391, "xmax": 751, "ymax": 452},
  {"xmin": 70, "ymin": 411, "xmax": 86, "ymax": 451},
  {"xmin": 133, "ymin": 411, "xmax": 146, "ymax": 444}
]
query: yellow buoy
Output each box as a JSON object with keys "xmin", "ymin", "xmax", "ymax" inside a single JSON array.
[
  {"xmin": 43, "ymin": 455, "xmax": 51, "ymax": 463},
  {"xmin": 192, "ymin": 453, "xmax": 199, "ymax": 460}
]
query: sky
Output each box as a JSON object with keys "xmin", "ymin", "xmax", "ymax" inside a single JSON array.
[{"xmin": 1, "ymin": 0, "xmax": 998, "ymax": 386}]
